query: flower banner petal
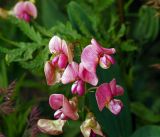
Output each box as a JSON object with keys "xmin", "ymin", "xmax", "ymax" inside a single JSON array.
[{"xmin": 96, "ymin": 83, "xmax": 112, "ymax": 111}]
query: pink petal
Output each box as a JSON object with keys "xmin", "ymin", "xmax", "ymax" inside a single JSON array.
[
  {"xmin": 96, "ymin": 83, "xmax": 112, "ymax": 111},
  {"xmin": 76, "ymin": 80, "xmax": 85, "ymax": 96},
  {"xmin": 109, "ymin": 79, "xmax": 117, "ymax": 95},
  {"xmin": 58, "ymin": 54, "xmax": 68, "ymax": 69},
  {"xmin": 106, "ymin": 55, "xmax": 115, "ymax": 64},
  {"xmin": 13, "ymin": 2, "xmax": 25, "ymax": 18},
  {"xmin": 109, "ymin": 79, "xmax": 124, "ymax": 96},
  {"xmin": 79, "ymin": 63, "xmax": 98, "ymax": 86},
  {"xmin": 61, "ymin": 62, "xmax": 79, "ymax": 84},
  {"xmin": 49, "ymin": 94, "xmax": 63, "ymax": 110},
  {"xmin": 62, "ymin": 97, "xmax": 79, "ymax": 120},
  {"xmin": 81, "ymin": 44, "xmax": 99, "ymax": 73},
  {"xmin": 54, "ymin": 109, "xmax": 63, "ymax": 119},
  {"xmin": 49, "ymin": 36, "xmax": 62, "ymax": 54},
  {"xmin": 52, "ymin": 56, "xmax": 59, "ymax": 65},
  {"xmin": 23, "ymin": 13, "xmax": 31, "ymax": 22},
  {"xmin": 116, "ymin": 85, "xmax": 124, "ymax": 96},
  {"xmin": 71, "ymin": 81, "xmax": 78, "ymax": 94},
  {"xmin": 91, "ymin": 38, "xmax": 116, "ymax": 55},
  {"xmin": 108, "ymin": 99, "xmax": 123, "ymax": 115},
  {"xmin": 99, "ymin": 55, "xmax": 110, "ymax": 69},
  {"xmin": 24, "ymin": 1, "xmax": 37, "ymax": 18},
  {"xmin": 99, "ymin": 55, "xmax": 115, "ymax": 69},
  {"xmin": 44, "ymin": 61, "xmax": 61, "ymax": 85}
]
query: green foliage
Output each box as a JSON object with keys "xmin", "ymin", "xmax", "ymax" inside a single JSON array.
[
  {"xmin": 0, "ymin": 0, "xmax": 160, "ymax": 137},
  {"xmin": 130, "ymin": 126, "xmax": 160, "ymax": 137},
  {"xmin": 67, "ymin": 1, "xmax": 96, "ymax": 36},
  {"xmin": 2, "ymin": 104, "xmax": 31, "ymax": 137},
  {"xmin": 5, "ymin": 42, "xmax": 43, "ymax": 63},
  {"xmin": 9, "ymin": 17, "xmax": 42, "ymax": 43},
  {"xmin": 132, "ymin": 6, "xmax": 159, "ymax": 44},
  {"xmin": 121, "ymin": 40, "xmax": 138, "ymax": 52},
  {"xmin": 20, "ymin": 45, "xmax": 49, "ymax": 73},
  {"xmin": 131, "ymin": 102, "xmax": 160, "ymax": 123},
  {"xmin": 38, "ymin": 0, "xmax": 67, "ymax": 28}
]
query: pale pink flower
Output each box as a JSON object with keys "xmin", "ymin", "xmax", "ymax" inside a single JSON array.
[
  {"xmin": 81, "ymin": 38, "xmax": 116, "ymax": 72},
  {"xmin": 80, "ymin": 113, "xmax": 105, "ymax": 137},
  {"xmin": 44, "ymin": 61, "xmax": 61, "ymax": 85},
  {"xmin": 61, "ymin": 62, "xmax": 98, "ymax": 96},
  {"xmin": 37, "ymin": 119, "xmax": 66, "ymax": 135},
  {"xmin": 44, "ymin": 36, "xmax": 73, "ymax": 85},
  {"xmin": 95, "ymin": 79, "xmax": 124, "ymax": 115},
  {"xmin": 13, "ymin": 1, "xmax": 37, "ymax": 22},
  {"xmin": 49, "ymin": 94, "xmax": 79, "ymax": 120}
]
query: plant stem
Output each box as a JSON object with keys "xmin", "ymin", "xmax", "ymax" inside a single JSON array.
[
  {"xmin": 117, "ymin": 0, "xmax": 125, "ymax": 24},
  {"xmin": 87, "ymin": 87, "xmax": 97, "ymax": 92}
]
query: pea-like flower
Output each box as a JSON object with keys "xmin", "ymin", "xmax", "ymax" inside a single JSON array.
[
  {"xmin": 44, "ymin": 36, "xmax": 73, "ymax": 85},
  {"xmin": 61, "ymin": 62, "xmax": 98, "ymax": 96},
  {"xmin": 49, "ymin": 94, "xmax": 79, "ymax": 120},
  {"xmin": 96, "ymin": 79, "xmax": 124, "ymax": 115},
  {"xmin": 80, "ymin": 113, "xmax": 105, "ymax": 137},
  {"xmin": 81, "ymin": 38, "xmax": 116, "ymax": 73},
  {"xmin": 13, "ymin": 1, "xmax": 37, "ymax": 22},
  {"xmin": 37, "ymin": 119, "xmax": 66, "ymax": 135}
]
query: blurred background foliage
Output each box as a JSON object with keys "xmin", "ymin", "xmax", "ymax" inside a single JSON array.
[{"xmin": 0, "ymin": 0, "xmax": 160, "ymax": 137}]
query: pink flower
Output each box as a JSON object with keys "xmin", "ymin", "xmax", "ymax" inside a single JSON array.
[
  {"xmin": 44, "ymin": 36, "xmax": 73, "ymax": 85},
  {"xmin": 81, "ymin": 38, "xmax": 116, "ymax": 72},
  {"xmin": 95, "ymin": 79, "xmax": 124, "ymax": 115},
  {"xmin": 13, "ymin": 1, "xmax": 37, "ymax": 22},
  {"xmin": 80, "ymin": 113, "xmax": 105, "ymax": 137},
  {"xmin": 44, "ymin": 61, "xmax": 61, "ymax": 85},
  {"xmin": 61, "ymin": 62, "xmax": 98, "ymax": 96},
  {"xmin": 49, "ymin": 36, "xmax": 72, "ymax": 69},
  {"xmin": 49, "ymin": 94, "xmax": 79, "ymax": 120}
]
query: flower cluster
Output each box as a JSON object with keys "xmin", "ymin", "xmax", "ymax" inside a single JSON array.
[{"xmin": 38, "ymin": 36, "xmax": 124, "ymax": 136}]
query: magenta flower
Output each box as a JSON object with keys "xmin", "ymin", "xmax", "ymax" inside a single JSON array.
[
  {"xmin": 13, "ymin": 1, "xmax": 37, "ymax": 22},
  {"xmin": 96, "ymin": 79, "xmax": 124, "ymax": 115},
  {"xmin": 49, "ymin": 94, "xmax": 79, "ymax": 120},
  {"xmin": 44, "ymin": 36, "xmax": 73, "ymax": 85},
  {"xmin": 81, "ymin": 38, "xmax": 116, "ymax": 72},
  {"xmin": 61, "ymin": 62, "xmax": 98, "ymax": 96}
]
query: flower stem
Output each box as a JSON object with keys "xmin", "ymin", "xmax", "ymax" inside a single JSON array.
[{"xmin": 87, "ymin": 87, "xmax": 98, "ymax": 92}]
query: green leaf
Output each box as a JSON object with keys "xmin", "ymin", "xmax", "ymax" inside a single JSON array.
[
  {"xmin": 67, "ymin": 1, "xmax": 96, "ymax": 36},
  {"xmin": 130, "ymin": 102, "xmax": 160, "ymax": 123},
  {"xmin": 63, "ymin": 121, "xmax": 81, "ymax": 137},
  {"xmin": 38, "ymin": 0, "xmax": 66, "ymax": 28},
  {"xmin": 0, "ymin": 46, "xmax": 9, "ymax": 53},
  {"xmin": 9, "ymin": 17, "xmax": 42, "ymax": 43},
  {"xmin": 92, "ymin": 0, "xmax": 114, "ymax": 13},
  {"xmin": 121, "ymin": 40, "xmax": 138, "ymax": 52},
  {"xmin": 87, "ymin": 64, "xmax": 132, "ymax": 137},
  {"xmin": 130, "ymin": 125, "xmax": 160, "ymax": 137},
  {"xmin": 50, "ymin": 22, "xmax": 81, "ymax": 41},
  {"xmin": 117, "ymin": 24, "xmax": 126, "ymax": 38},
  {"xmin": 5, "ymin": 42, "xmax": 43, "ymax": 64},
  {"xmin": 20, "ymin": 45, "xmax": 49, "ymax": 73},
  {"xmin": 132, "ymin": 6, "xmax": 159, "ymax": 44}
]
